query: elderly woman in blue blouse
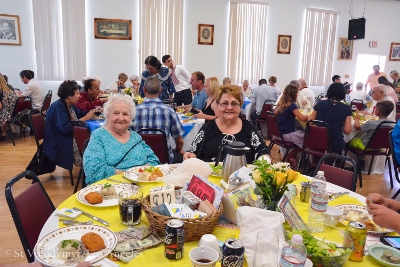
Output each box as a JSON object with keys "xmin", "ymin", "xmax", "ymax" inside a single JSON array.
[
  {"xmin": 83, "ymin": 94, "xmax": 160, "ymax": 185},
  {"xmin": 139, "ymin": 56, "xmax": 175, "ymax": 100}
]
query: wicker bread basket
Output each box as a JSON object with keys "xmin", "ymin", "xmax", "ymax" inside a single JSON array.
[{"xmin": 142, "ymin": 195, "xmax": 223, "ymax": 242}]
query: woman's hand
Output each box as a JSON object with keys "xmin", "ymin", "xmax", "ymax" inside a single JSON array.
[
  {"xmin": 368, "ymin": 202, "xmax": 400, "ymax": 232},
  {"xmin": 81, "ymin": 109, "xmax": 95, "ymax": 121},
  {"xmin": 183, "ymin": 152, "xmax": 197, "ymax": 160},
  {"xmin": 366, "ymin": 193, "xmax": 386, "ymax": 207},
  {"xmin": 194, "ymin": 110, "xmax": 204, "ymax": 119}
]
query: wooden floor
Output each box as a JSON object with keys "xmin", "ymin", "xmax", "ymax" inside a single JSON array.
[{"xmin": 0, "ymin": 134, "xmax": 399, "ymax": 266}]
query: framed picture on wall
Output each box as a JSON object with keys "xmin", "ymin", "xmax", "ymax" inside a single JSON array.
[
  {"xmin": 389, "ymin": 42, "xmax": 400, "ymax": 61},
  {"xmin": 94, "ymin": 18, "xmax": 132, "ymax": 40},
  {"xmin": 198, "ymin": 24, "xmax": 214, "ymax": 45},
  {"xmin": 338, "ymin": 38, "xmax": 353, "ymax": 60},
  {"xmin": 277, "ymin": 35, "xmax": 291, "ymax": 54},
  {"xmin": 0, "ymin": 14, "xmax": 21, "ymax": 45}
]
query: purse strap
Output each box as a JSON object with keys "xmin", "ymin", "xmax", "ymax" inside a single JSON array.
[{"xmin": 114, "ymin": 140, "xmax": 143, "ymax": 167}]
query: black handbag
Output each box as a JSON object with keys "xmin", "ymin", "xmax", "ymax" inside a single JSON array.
[{"xmin": 26, "ymin": 143, "xmax": 56, "ymax": 176}]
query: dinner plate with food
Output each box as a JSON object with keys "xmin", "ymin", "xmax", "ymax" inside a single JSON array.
[
  {"xmin": 335, "ymin": 204, "xmax": 393, "ymax": 234},
  {"xmin": 76, "ymin": 183, "xmax": 128, "ymax": 207},
  {"xmin": 176, "ymin": 108, "xmax": 185, "ymax": 114},
  {"xmin": 209, "ymin": 162, "xmax": 222, "ymax": 177},
  {"xmin": 34, "ymin": 225, "xmax": 117, "ymax": 266},
  {"xmin": 124, "ymin": 165, "xmax": 169, "ymax": 183}
]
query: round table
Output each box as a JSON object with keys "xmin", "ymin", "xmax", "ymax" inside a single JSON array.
[{"xmin": 37, "ymin": 173, "xmax": 384, "ymax": 267}]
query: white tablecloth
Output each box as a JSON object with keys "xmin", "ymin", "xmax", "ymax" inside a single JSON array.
[{"xmin": 171, "ymin": 119, "xmax": 205, "ymax": 152}]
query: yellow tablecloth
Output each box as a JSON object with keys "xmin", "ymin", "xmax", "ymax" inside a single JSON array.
[{"xmin": 57, "ymin": 174, "xmax": 382, "ymax": 266}]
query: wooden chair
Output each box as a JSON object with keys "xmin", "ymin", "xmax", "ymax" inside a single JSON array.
[
  {"xmin": 388, "ymin": 131, "xmax": 400, "ymax": 199},
  {"xmin": 345, "ymin": 121, "xmax": 395, "ymax": 188},
  {"xmin": 255, "ymin": 100, "xmax": 275, "ymax": 135},
  {"xmin": 6, "ymin": 96, "xmax": 32, "ymax": 145},
  {"xmin": 265, "ymin": 111, "xmax": 297, "ymax": 162},
  {"xmin": 313, "ymin": 153, "xmax": 358, "ymax": 192},
  {"xmin": 137, "ymin": 128, "xmax": 170, "ymax": 164},
  {"xmin": 5, "ymin": 170, "xmax": 55, "ymax": 263},
  {"xmin": 350, "ymin": 99, "xmax": 364, "ymax": 111},
  {"xmin": 71, "ymin": 120, "xmax": 91, "ymax": 192},
  {"xmin": 40, "ymin": 90, "xmax": 52, "ymax": 117},
  {"xmin": 297, "ymin": 120, "xmax": 330, "ymax": 175}
]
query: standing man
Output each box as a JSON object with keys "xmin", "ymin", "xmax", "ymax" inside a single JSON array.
[
  {"xmin": 250, "ymin": 79, "xmax": 280, "ymax": 125},
  {"xmin": 17, "ymin": 70, "xmax": 44, "ymax": 111},
  {"xmin": 365, "ymin": 65, "xmax": 387, "ymax": 91},
  {"xmin": 298, "ymin": 78, "xmax": 315, "ymax": 106},
  {"xmin": 178, "ymin": 71, "xmax": 207, "ymax": 110},
  {"xmin": 133, "ymin": 76, "xmax": 184, "ymax": 163},
  {"xmin": 162, "ymin": 55, "xmax": 192, "ymax": 107}
]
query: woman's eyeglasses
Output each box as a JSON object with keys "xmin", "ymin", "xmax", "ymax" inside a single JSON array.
[{"xmin": 219, "ymin": 102, "xmax": 241, "ymax": 109}]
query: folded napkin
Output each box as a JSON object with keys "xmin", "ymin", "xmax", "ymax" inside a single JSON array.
[
  {"xmin": 228, "ymin": 166, "xmax": 256, "ymax": 190},
  {"xmin": 163, "ymin": 158, "xmax": 212, "ymax": 187},
  {"xmin": 237, "ymin": 206, "xmax": 285, "ymax": 267}
]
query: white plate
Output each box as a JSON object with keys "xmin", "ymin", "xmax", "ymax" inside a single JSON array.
[
  {"xmin": 181, "ymin": 120, "xmax": 196, "ymax": 124},
  {"xmin": 124, "ymin": 166, "xmax": 170, "ymax": 183},
  {"xmin": 34, "ymin": 225, "xmax": 117, "ymax": 266},
  {"xmin": 368, "ymin": 244, "xmax": 400, "ymax": 267},
  {"xmin": 76, "ymin": 184, "xmax": 129, "ymax": 207},
  {"xmin": 305, "ymin": 258, "xmax": 313, "ymax": 267},
  {"xmin": 335, "ymin": 204, "xmax": 393, "ymax": 234}
]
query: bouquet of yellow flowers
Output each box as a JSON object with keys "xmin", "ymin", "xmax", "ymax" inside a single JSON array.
[
  {"xmin": 251, "ymin": 160, "xmax": 299, "ymax": 208},
  {"xmin": 124, "ymin": 87, "xmax": 132, "ymax": 94}
]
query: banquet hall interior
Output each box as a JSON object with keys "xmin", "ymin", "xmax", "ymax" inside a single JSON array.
[{"xmin": 1, "ymin": 0, "xmax": 400, "ymax": 265}]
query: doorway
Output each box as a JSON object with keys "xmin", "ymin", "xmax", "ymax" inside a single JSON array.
[{"xmin": 354, "ymin": 54, "xmax": 386, "ymax": 91}]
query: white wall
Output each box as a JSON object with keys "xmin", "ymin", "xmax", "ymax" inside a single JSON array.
[
  {"xmin": 1, "ymin": 0, "xmax": 399, "ymax": 95},
  {"xmin": 0, "ymin": 0, "xmax": 36, "ymax": 90}
]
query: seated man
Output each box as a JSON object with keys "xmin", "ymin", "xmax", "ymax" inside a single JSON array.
[
  {"xmin": 346, "ymin": 82, "xmax": 372, "ymax": 103},
  {"xmin": 177, "ymin": 71, "xmax": 208, "ymax": 111},
  {"xmin": 250, "ymin": 78, "xmax": 279, "ymax": 126},
  {"xmin": 16, "ymin": 70, "xmax": 45, "ymax": 111},
  {"xmin": 349, "ymin": 100, "xmax": 394, "ymax": 150},
  {"xmin": 76, "ymin": 78, "xmax": 108, "ymax": 111},
  {"xmin": 133, "ymin": 76, "xmax": 184, "ymax": 163}
]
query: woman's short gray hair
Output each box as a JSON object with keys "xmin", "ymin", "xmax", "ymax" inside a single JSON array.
[
  {"xmin": 103, "ymin": 94, "xmax": 136, "ymax": 125},
  {"xmin": 130, "ymin": 75, "xmax": 139, "ymax": 82},
  {"xmin": 356, "ymin": 82, "xmax": 363, "ymax": 90}
]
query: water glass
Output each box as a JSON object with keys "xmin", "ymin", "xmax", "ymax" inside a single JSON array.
[
  {"xmin": 254, "ymin": 231, "xmax": 280, "ymax": 267},
  {"xmin": 119, "ymin": 190, "xmax": 143, "ymax": 226}
]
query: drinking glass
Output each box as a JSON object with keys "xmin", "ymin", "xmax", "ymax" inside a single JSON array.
[
  {"xmin": 119, "ymin": 190, "xmax": 143, "ymax": 226},
  {"xmin": 254, "ymin": 231, "xmax": 280, "ymax": 267},
  {"xmin": 95, "ymin": 106, "xmax": 102, "ymax": 121}
]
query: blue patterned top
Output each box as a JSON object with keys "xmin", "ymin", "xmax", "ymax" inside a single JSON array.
[
  {"xmin": 83, "ymin": 128, "xmax": 160, "ymax": 185},
  {"xmin": 139, "ymin": 67, "xmax": 176, "ymax": 100},
  {"xmin": 133, "ymin": 98, "xmax": 184, "ymax": 162}
]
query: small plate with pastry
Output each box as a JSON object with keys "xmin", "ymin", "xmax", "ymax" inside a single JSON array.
[
  {"xmin": 76, "ymin": 183, "xmax": 129, "ymax": 207},
  {"xmin": 124, "ymin": 165, "xmax": 169, "ymax": 183},
  {"xmin": 336, "ymin": 204, "xmax": 393, "ymax": 234}
]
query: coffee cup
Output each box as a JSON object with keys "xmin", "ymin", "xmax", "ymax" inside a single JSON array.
[
  {"xmin": 119, "ymin": 189, "xmax": 143, "ymax": 226},
  {"xmin": 324, "ymin": 206, "xmax": 343, "ymax": 226},
  {"xmin": 198, "ymin": 234, "xmax": 220, "ymax": 253},
  {"xmin": 189, "ymin": 246, "xmax": 220, "ymax": 267}
]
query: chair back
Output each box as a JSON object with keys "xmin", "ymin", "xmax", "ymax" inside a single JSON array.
[
  {"xmin": 12, "ymin": 97, "xmax": 32, "ymax": 116},
  {"xmin": 396, "ymin": 112, "xmax": 400, "ymax": 123},
  {"xmin": 41, "ymin": 90, "xmax": 52, "ymax": 115},
  {"xmin": 161, "ymin": 99, "xmax": 175, "ymax": 109},
  {"xmin": 315, "ymin": 93, "xmax": 325, "ymax": 104},
  {"xmin": 258, "ymin": 100, "xmax": 276, "ymax": 120},
  {"xmin": 265, "ymin": 111, "xmax": 285, "ymax": 141},
  {"xmin": 364, "ymin": 121, "xmax": 395, "ymax": 151},
  {"xmin": 137, "ymin": 128, "xmax": 170, "ymax": 164},
  {"xmin": 350, "ymin": 99, "xmax": 364, "ymax": 111},
  {"xmin": 396, "ymin": 102, "xmax": 400, "ymax": 113},
  {"xmin": 71, "ymin": 121, "xmax": 91, "ymax": 154},
  {"xmin": 302, "ymin": 120, "xmax": 330, "ymax": 153},
  {"xmin": 5, "ymin": 171, "xmax": 55, "ymax": 262},
  {"xmin": 28, "ymin": 111, "xmax": 46, "ymax": 148},
  {"xmin": 313, "ymin": 153, "xmax": 358, "ymax": 192}
]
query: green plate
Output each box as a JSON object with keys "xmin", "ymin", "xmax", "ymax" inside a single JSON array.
[{"xmin": 368, "ymin": 244, "xmax": 400, "ymax": 267}]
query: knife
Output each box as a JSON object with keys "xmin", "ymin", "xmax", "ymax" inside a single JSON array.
[{"xmin": 72, "ymin": 207, "xmax": 110, "ymax": 226}]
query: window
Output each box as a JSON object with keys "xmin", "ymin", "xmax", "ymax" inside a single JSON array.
[
  {"xmin": 32, "ymin": 0, "xmax": 86, "ymax": 80},
  {"xmin": 139, "ymin": 0, "xmax": 184, "ymax": 66},
  {"xmin": 301, "ymin": 8, "xmax": 339, "ymax": 86},
  {"xmin": 228, "ymin": 1, "xmax": 268, "ymax": 84}
]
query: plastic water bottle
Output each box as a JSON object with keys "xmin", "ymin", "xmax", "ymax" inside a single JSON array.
[
  {"xmin": 308, "ymin": 187, "xmax": 328, "ymax": 232},
  {"xmin": 280, "ymin": 234, "xmax": 307, "ymax": 267},
  {"xmin": 311, "ymin": 171, "xmax": 326, "ymax": 193}
]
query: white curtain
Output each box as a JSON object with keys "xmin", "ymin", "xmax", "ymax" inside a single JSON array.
[
  {"xmin": 228, "ymin": 2, "xmax": 268, "ymax": 85},
  {"xmin": 301, "ymin": 8, "xmax": 339, "ymax": 86},
  {"xmin": 32, "ymin": 0, "xmax": 86, "ymax": 80},
  {"xmin": 139, "ymin": 0, "xmax": 184, "ymax": 67}
]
